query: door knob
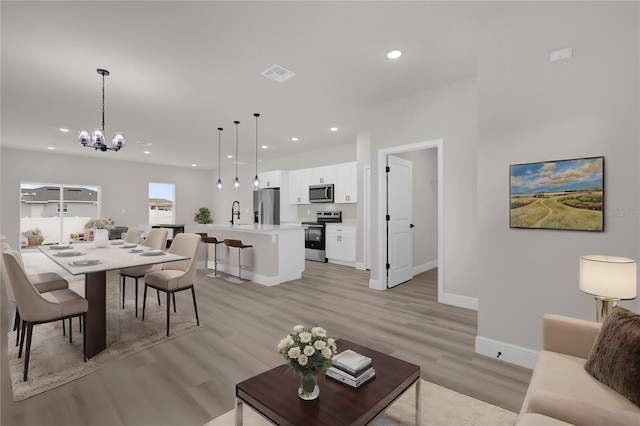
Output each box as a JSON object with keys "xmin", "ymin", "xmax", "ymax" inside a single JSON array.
[{"xmin": 410, "ymin": 224, "xmax": 415, "ymax": 228}]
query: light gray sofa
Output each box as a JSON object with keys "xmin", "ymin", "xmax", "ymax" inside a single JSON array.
[{"xmin": 518, "ymin": 314, "xmax": 640, "ymax": 426}]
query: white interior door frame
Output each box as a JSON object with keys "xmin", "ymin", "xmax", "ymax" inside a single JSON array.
[
  {"xmin": 374, "ymin": 139, "xmax": 443, "ymax": 294},
  {"xmin": 361, "ymin": 166, "xmax": 372, "ymax": 270}
]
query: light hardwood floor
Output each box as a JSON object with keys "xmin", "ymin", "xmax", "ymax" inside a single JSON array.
[{"xmin": 1, "ymin": 260, "xmax": 531, "ymax": 425}]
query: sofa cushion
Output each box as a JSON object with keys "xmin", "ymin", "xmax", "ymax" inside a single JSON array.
[
  {"xmin": 521, "ymin": 350, "xmax": 640, "ymax": 423},
  {"xmin": 584, "ymin": 306, "xmax": 640, "ymax": 407}
]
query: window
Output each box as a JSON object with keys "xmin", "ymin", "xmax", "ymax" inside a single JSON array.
[
  {"xmin": 149, "ymin": 183, "xmax": 175, "ymax": 225},
  {"xmin": 20, "ymin": 182, "xmax": 100, "ymax": 246}
]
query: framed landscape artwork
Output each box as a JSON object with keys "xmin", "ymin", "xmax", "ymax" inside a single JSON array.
[{"xmin": 510, "ymin": 156, "xmax": 604, "ymax": 231}]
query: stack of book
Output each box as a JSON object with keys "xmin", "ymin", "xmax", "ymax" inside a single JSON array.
[{"xmin": 326, "ymin": 349, "xmax": 376, "ymax": 388}]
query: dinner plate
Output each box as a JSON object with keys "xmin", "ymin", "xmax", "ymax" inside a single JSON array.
[
  {"xmin": 142, "ymin": 249, "xmax": 165, "ymax": 256},
  {"xmin": 49, "ymin": 244, "xmax": 72, "ymax": 250},
  {"xmin": 121, "ymin": 243, "xmax": 137, "ymax": 248},
  {"xmin": 54, "ymin": 250, "xmax": 83, "ymax": 257},
  {"xmin": 69, "ymin": 259, "xmax": 100, "ymax": 266},
  {"xmin": 110, "ymin": 240, "xmax": 125, "ymax": 245},
  {"xmin": 129, "ymin": 248, "xmax": 144, "ymax": 253}
]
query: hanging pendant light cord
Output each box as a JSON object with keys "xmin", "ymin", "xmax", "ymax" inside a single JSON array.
[
  {"xmin": 234, "ymin": 121, "xmax": 240, "ymax": 179},
  {"xmin": 254, "ymin": 113, "xmax": 259, "ymax": 177},
  {"xmin": 218, "ymin": 128, "xmax": 223, "ymax": 181},
  {"xmin": 101, "ymin": 73, "xmax": 106, "ymax": 134}
]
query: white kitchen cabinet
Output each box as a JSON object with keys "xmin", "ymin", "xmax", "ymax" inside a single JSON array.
[
  {"xmin": 334, "ymin": 162, "xmax": 357, "ymax": 203},
  {"xmin": 288, "ymin": 169, "xmax": 310, "ymax": 204},
  {"xmin": 257, "ymin": 170, "xmax": 296, "ymax": 221},
  {"xmin": 309, "ymin": 165, "xmax": 335, "ymax": 185},
  {"xmin": 325, "ymin": 224, "xmax": 356, "ymax": 266},
  {"xmin": 258, "ymin": 170, "xmax": 282, "ymax": 188}
]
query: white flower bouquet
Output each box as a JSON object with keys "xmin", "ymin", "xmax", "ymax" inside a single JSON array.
[{"xmin": 277, "ymin": 325, "xmax": 337, "ymax": 376}]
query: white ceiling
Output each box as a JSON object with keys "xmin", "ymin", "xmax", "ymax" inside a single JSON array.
[{"xmin": 1, "ymin": 1, "xmax": 479, "ymax": 170}]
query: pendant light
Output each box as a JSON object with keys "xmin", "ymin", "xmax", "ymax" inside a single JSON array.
[
  {"xmin": 78, "ymin": 68, "xmax": 125, "ymax": 152},
  {"xmin": 253, "ymin": 113, "xmax": 261, "ymax": 191},
  {"xmin": 216, "ymin": 127, "xmax": 223, "ymax": 191},
  {"xmin": 233, "ymin": 120, "xmax": 240, "ymax": 191}
]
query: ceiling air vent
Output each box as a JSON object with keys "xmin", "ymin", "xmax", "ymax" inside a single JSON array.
[{"xmin": 261, "ymin": 64, "xmax": 296, "ymax": 83}]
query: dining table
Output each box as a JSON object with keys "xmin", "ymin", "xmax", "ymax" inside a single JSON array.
[{"xmin": 38, "ymin": 241, "xmax": 189, "ymax": 358}]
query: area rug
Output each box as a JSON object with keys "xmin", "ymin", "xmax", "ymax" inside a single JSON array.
[
  {"xmin": 7, "ymin": 252, "xmax": 200, "ymax": 401},
  {"xmin": 206, "ymin": 379, "xmax": 518, "ymax": 426}
]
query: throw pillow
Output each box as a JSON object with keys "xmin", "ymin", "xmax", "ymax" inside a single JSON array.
[{"xmin": 584, "ymin": 306, "xmax": 640, "ymax": 407}]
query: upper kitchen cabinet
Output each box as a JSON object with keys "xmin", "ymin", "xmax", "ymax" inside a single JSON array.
[
  {"xmin": 258, "ymin": 170, "xmax": 283, "ymax": 188},
  {"xmin": 288, "ymin": 169, "xmax": 310, "ymax": 204},
  {"xmin": 310, "ymin": 165, "xmax": 335, "ymax": 185},
  {"xmin": 334, "ymin": 162, "xmax": 357, "ymax": 203}
]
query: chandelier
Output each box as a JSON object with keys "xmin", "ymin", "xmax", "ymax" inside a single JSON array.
[{"xmin": 78, "ymin": 68, "xmax": 125, "ymax": 152}]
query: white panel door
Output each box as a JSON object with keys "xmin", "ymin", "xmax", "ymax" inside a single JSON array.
[{"xmin": 387, "ymin": 155, "xmax": 413, "ymax": 288}]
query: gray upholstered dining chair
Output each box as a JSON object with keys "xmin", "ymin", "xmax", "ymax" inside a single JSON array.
[
  {"xmin": 123, "ymin": 227, "xmax": 142, "ymax": 244},
  {"xmin": 3, "ymin": 249, "xmax": 88, "ymax": 381},
  {"xmin": 120, "ymin": 228, "xmax": 168, "ymax": 317},
  {"xmin": 0, "ymin": 242, "xmax": 71, "ymax": 347},
  {"xmin": 142, "ymin": 233, "xmax": 200, "ymax": 336}
]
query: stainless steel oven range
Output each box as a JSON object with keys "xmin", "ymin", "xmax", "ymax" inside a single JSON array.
[{"xmin": 302, "ymin": 211, "xmax": 342, "ymax": 262}]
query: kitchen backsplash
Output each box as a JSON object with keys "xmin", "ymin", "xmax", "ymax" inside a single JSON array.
[{"xmin": 296, "ymin": 203, "xmax": 357, "ymax": 222}]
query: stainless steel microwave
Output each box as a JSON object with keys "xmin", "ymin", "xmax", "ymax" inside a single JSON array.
[{"xmin": 309, "ymin": 184, "xmax": 334, "ymax": 203}]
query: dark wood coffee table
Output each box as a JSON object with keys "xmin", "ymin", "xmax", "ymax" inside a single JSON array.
[{"xmin": 235, "ymin": 340, "xmax": 421, "ymax": 425}]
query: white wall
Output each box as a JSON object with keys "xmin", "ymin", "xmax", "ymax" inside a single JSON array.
[
  {"xmin": 475, "ymin": 1, "xmax": 640, "ymax": 356},
  {"xmin": 395, "ymin": 149, "xmax": 438, "ymax": 270},
  {"xmin": 366, "ymin": 78, "xmax": 478, "ymax": 299},
  {"xmin": 0, "ymin": 148, "xmax": 215, "ymax": 248}
]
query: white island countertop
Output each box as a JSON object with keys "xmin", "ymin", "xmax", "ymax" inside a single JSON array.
[{"xmin": 206, "ymin": 223, "xmax": 302, "ymax": 234}]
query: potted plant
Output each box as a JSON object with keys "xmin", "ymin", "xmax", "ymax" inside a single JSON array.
[
  {"xmin": 194, "ymin": 207, "xmax": 213, "ymax": 224},
  {"xmin": 22, "ymin": 227, "xmax": 45, "ymax": 246}
]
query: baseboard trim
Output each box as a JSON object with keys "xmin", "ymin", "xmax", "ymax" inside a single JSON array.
[
  {"xmin": 356, "ymin": 262, "xmax": 367, "ymax": 270},
  {"xmin": 369, "ymin": 278, "xmax": 384, "ymax": 290},
  {"xmin": 413, "ymin": 260, "xmax": 437, "ymax": 275},
  {"xmin": 439, "ymin": 292, "xmax": 478, "ymax": 310},
  {"xmin": 475, "ymin": 336, "xmax": 538, "ymax": 369}
]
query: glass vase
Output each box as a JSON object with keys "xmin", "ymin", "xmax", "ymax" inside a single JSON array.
[{"xmin": 298, "ymin": 371, "xmax": 320, "ymax": 400}]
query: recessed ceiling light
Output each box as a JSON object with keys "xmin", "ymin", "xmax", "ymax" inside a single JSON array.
[
  {"xmin": 227, "ymin": 155, "xmax": 233, "ymax": 159},
  {"xmin": 191, "ymin": 164, "xmax": 197, "ymax": 167},
  {"xmin": 58, "ymin": 128, "xmax": 69, "ymax": 133},
  {"xmin": 291, "ymin": 137, "xmax": 299, "ymax": 142},
  {"xmin": 47, "ymin": 146, "xmax": 56, "ymax": 150},
  {"xmin": 136, "ymin": 141, "xmax": 153, "ymax": 147},
  {"xmin": 387, "ymin": 50, "xmax": 402, "ymax": 59},
  {"xmin": 261, "ymin": 145, "xmax": 268, "ymax": 149},
  {"xmin": 330, "ymin": 127, "xmax": 339, "ymax": 132},
  {"xmin": 143, "ymin": 151, "xmax": 151, "ymax": 155}
]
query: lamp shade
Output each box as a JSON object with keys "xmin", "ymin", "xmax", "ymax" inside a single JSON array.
[{"xmin": 579, "ymin": 255, "xmax": 637, "ymax": 299}]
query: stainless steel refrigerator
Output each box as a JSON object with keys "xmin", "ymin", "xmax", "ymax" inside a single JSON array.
[{"xmin": 253, "ymin": 188, "xmax": 280, "ymax": 225}]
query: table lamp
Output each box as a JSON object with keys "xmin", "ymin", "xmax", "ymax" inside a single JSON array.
[{"xmin": 579, "ymin": 255, "xmax": 637, "ymax": 323}]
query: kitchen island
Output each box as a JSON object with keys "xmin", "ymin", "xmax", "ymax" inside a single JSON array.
[{"xmin": 205, "ymin": 224, "xmax": 304, "ymax": 286}]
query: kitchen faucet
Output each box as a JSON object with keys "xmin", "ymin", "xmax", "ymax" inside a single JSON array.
[{"xmin": 230, "ymin": 201, "xmax": 240, "ymax": 225}]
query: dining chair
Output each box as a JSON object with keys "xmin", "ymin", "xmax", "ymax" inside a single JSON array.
[
  {"xmin": 120, "ymin": 228, "xmax": 168, "ymax": 317},
  {"xmin": 142, "ymin": 233, "xmax": 200, "ymax": 336},
  {"xmin": 3, "ymin": 249, "xmax": 88, "ymax": 381},
  {"xmin": 0, "ymin": 242, "xmax": 71, "ymax": 347},
  {"xmin": 123, "ymin": 227, "xmax": 141, "ymax": 244}
]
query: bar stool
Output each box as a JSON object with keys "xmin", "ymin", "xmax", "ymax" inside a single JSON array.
[
  {"xmin": 196, "ymin": 233, "xmax": 224, "ymax": 278},
  {"xmin": 223, "ymin": 239, "xmax": 253, "ymax": 284}
]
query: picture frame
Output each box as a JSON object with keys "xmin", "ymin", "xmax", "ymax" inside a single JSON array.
[{"xmin": 509, "ymin": 156, "xmax": 604, "ymax": 231}]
